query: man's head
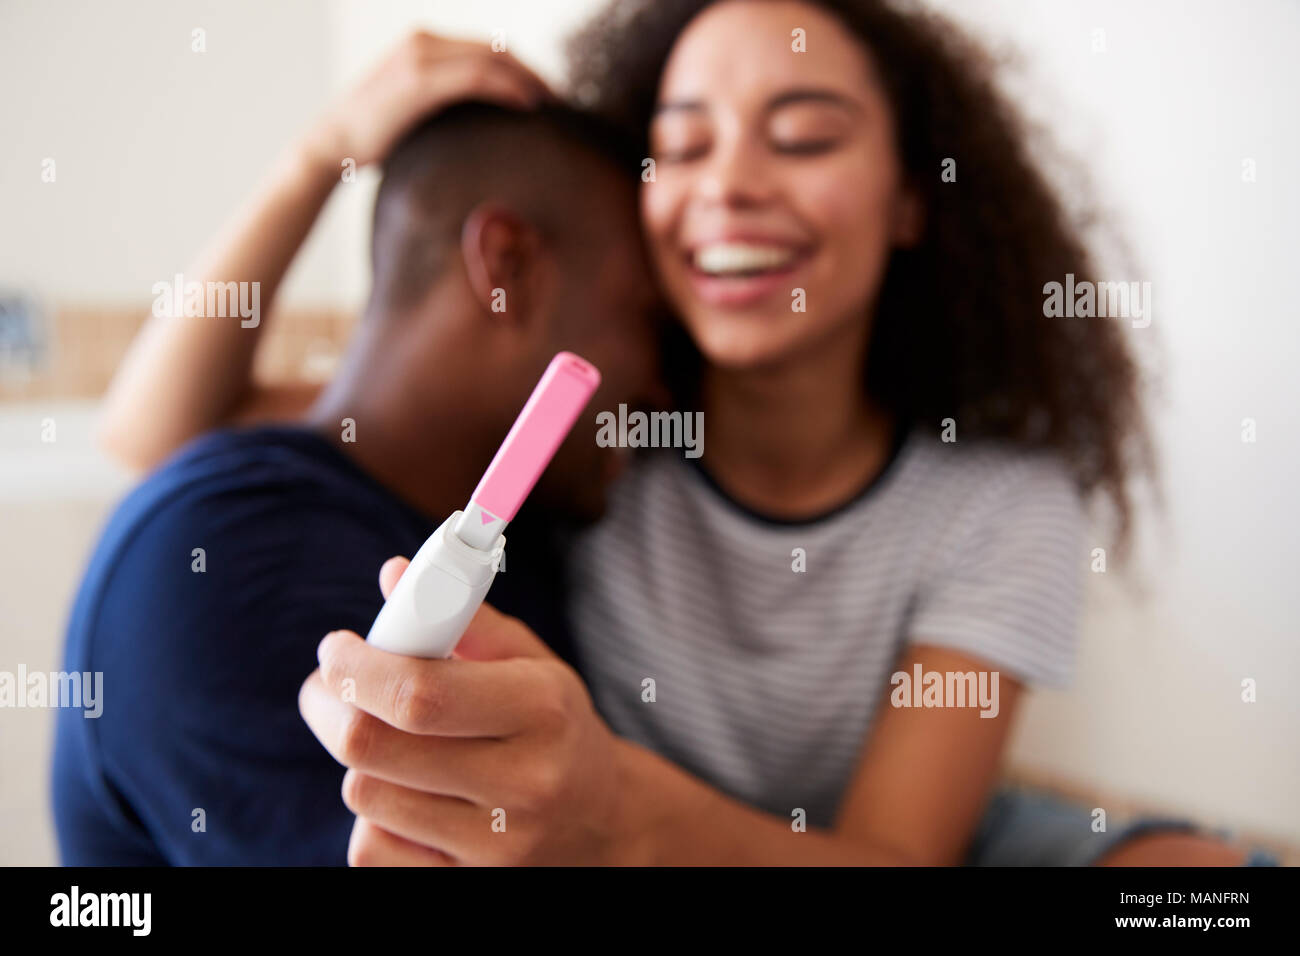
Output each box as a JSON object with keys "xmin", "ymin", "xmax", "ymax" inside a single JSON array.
[{"xmin": 340, "ymin": 101, "xmax": 661, "ymax": 522}]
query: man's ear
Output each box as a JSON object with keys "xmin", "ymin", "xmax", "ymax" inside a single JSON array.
[{"xmin": 460, "ymin": 204, "xmax": 549, "ymax": 321}]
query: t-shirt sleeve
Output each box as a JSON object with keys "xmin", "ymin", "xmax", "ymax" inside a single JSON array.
[
  {"xmin": 907, "ymin": 453, "xmax": 1086, "ymax": 688},
  {"xmin": 78, "ymin": 491, "xmax": 387, "ymax": 865}
]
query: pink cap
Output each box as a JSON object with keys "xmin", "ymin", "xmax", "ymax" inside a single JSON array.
[{"xmin": 469, "ymin": 351, "xmax": 602, "ymax": 521}]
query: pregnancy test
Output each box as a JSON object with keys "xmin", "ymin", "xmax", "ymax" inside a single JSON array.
[{"xmin": 365, "ymin": 351, "xmax": 601, "ymax": 658}]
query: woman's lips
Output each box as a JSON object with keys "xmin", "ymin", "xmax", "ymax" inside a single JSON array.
[
  {"xmin": 684, "ymin": 255, "xmax": 809, "ymax": 307},
  {"xmin": 682, "ymin": 240, "xmax": 812, "ymax": 308}
]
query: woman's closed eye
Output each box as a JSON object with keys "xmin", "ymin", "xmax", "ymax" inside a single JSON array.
[
  {"xmin": 654, "ymin": 132, "xmax": 844, "ymax": 162},
  {"xmin": 654, "ymin": 141, "xmax": 710, "ymax": 163},
  {"xmin": 770, "ymin": 136, "xmax": 843, "ymax": 156},
  {"xmin": 768, "ymin": 101, "xmax": 854, "ymax": 156}
]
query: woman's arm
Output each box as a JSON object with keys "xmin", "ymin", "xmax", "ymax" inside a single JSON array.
[
  {"xmin": 620, "ymin": 644, "xmax": 1022, "ymax": 865},
  {"xmin": 99, "ymin": 31, "xmax": 553, "ymax": 471},
  {"xmin": 99, "ymin": 142, "xmax": 337, "ymax": 470}
]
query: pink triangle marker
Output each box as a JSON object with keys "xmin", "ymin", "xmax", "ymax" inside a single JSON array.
[{"xmin": 480, "ymin": 511, "xmax": 496, "ymax": 525}]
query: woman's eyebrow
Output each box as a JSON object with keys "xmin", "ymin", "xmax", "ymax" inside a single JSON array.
[{"xmin": 766, "ymin": 88, "xmax": 863, "ymax": 113}]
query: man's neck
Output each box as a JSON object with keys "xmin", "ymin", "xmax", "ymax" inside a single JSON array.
[{"xmin": 302, "ymin": 346, "xmax": 496, "ymax": 523}]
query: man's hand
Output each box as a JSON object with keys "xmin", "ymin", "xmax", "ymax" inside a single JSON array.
[
  {"xmin": 302, "ymin": 31, "xmax": 554, "ymax": 173},
  {"xmin": 299, "ymin": 557, "xmax": 641, "ymax": 866}
]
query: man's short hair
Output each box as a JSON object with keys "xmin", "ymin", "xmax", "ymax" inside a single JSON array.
[{"xmin": 369, "ymin": 100, "xmax": 643, "ymax": 315}]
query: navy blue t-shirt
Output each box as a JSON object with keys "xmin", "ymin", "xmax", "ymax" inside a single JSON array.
[{"xmin": 52, "ymin": 425, "xmax": 573, "ymax": 865}]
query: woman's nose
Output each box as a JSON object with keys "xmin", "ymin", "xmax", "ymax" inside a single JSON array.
[{"xmin": 694, "ymin": 134, "xmax": 774, "ymax": 208}]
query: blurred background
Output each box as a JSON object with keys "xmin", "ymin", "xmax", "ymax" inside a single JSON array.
[{"xmin": 1, "ymin": 0, "xmax": 1296, "ymax": 865}]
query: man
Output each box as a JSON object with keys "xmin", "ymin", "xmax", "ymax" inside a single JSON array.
[{"xmin": 52, "ymin": 101, "xmax": 659, "ymax": 865}]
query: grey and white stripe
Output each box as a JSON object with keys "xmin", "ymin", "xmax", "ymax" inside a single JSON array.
[{"xmin": 567, "ymin": 429, "xmax": 1086, "ymax": 827}]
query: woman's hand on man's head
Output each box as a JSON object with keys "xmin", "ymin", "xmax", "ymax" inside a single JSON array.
[{"xmin": 301, "ymin": 30, "xmax": 556, "ymax": 175}]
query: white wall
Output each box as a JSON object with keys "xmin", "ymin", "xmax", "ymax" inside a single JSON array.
[
  {"xmin": 922, "ymin": 0, "xmax": 1300, "ymax": 843},
  {"xmin": 0, "ymin": 0, "xmax": 344, "ymax": 307},
  {"xmin": 1, "ymin": 0, "xmax": 1296, "ymax": 860}
]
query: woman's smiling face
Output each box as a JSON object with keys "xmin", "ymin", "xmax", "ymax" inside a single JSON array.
[{"xmin": 643, "ymin": 0, "xmax": 920, "ymax": 370}]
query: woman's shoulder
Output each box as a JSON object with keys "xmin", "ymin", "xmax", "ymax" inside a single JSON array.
[
  {"xmin": 882, "ymin": 429, "xmax": 1089, "ymax": 565},
  {"xmin": 900, "ymin": 428, "xmax": 1083, "ymax": 510}
]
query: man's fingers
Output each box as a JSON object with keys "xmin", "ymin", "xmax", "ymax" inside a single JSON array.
[
  {"xmin": 378, "ymin": 556, "xmax": 409, "ymax": 600},
  {"xmin": 314, "ymin": 629, "xmax": 543, "ymax": 735},
  {"xmin": 347, "ymin": 816, "xmax": 456, "ymax": 867},
  {"xmin": 300, "ymin": 668, "xmax": 516, "ymax": 799},
  {"xmin": 343, "ymin": 770, "xmax": 504, "ymax": 865}
]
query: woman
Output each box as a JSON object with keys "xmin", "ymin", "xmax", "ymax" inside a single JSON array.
[{"xmin": 99, "ymin": 1, "xmax": 1258, "ymax": 864}]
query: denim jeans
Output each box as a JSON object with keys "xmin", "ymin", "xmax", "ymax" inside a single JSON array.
[{"xmin": 963, "ymin": 785, "xmax": 1280, "ymax": 866}]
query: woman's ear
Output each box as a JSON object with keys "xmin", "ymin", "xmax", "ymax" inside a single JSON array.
[{"xmin": 460, "ymin": 203, "xmax": 548, "ymax": 322}]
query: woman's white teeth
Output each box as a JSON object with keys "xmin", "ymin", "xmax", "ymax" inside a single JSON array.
[{"xmin": 693, "ymin": 242, "xmax": 798, "ymax": 275}]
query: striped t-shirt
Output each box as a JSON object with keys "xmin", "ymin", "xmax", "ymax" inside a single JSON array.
[{"xmin": 566, "ymin": 428, "xmax": 1086, "ymax": 827}]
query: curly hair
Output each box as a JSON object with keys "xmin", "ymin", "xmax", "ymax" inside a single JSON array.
[{"xmin": 566, "ymin": 0, "xmax": 1154, "ymax": 545}]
